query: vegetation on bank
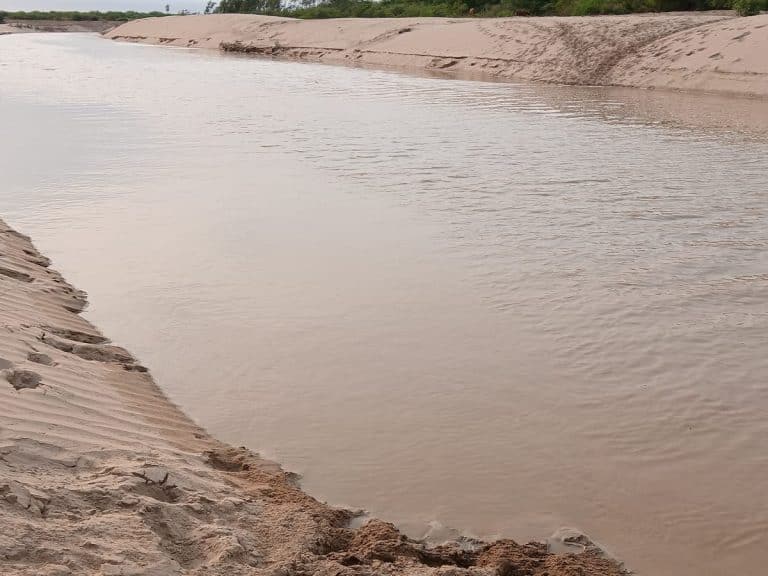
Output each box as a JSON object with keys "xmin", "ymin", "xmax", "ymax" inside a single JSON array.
[
  {"xmin": 732, "ymin": 0, "xmax": 763, "ymax": 14},
  {"xmin": 2, "ymin": 1, "xmax": 761, "ymax": 24},
  {"xmin": 0, "ymin": 11, "xmax": 167, "ymax": 22},
  {"xmin": 215, "ymin": 0, "xmax": 766, "ymax": 16}
]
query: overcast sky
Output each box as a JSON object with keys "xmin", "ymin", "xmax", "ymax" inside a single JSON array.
[{"xmin": 0, "ymin": 0, "xmax": 204, "ymax": 11}]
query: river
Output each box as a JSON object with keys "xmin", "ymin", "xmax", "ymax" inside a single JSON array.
[{"xmin": 2, "ymin": 32, "xmax": 767, "ymax": 576}]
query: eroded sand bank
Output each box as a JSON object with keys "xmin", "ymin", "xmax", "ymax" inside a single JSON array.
[
  {"xmin": 105, "ymin": 13, "xmax": 768, "ymax": 97},
  {"xmin": 0, "ymin": 218, "xmax": 626, "ymax": 575}
]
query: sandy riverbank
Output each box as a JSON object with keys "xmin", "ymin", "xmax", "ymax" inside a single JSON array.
[
  {"xmin": 105, "ymin": 13, "xmax": 768, "ymax": 97},
  {"xmin": 0, "ymin": 217, "xmax": 626, "ymax": 575}
]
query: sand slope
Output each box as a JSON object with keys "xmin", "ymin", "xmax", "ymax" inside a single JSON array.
[
  {"xmin": 1, "ymin": 217, "xmax": 627, "ymax": 575},
  {"xmin": 106, "ymin": 13, "xmax": 768, "ymax": 96},
  {"xmin": 608, "ymin": 15, "xmax": 768, "ymax": 94}
]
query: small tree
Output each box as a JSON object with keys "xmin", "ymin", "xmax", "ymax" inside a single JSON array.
[{"xmin": 204, "ymin": 1, "xmax": 218, "ymax": 13}]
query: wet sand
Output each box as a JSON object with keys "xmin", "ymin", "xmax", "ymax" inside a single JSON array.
[
  {"xmin": 0, "ymin": 217, "xmax": 627, "ymax": 574},
  {"xmin": 106, "ymin": 13, "xmax": 768, "ymax": 97}
]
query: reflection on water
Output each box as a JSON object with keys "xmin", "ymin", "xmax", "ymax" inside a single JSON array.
[{"xmin": 2, "ymin": 33, "xmax": 768, "ymax": 576}]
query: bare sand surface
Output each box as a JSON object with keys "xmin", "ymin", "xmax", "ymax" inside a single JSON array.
[
  {"xmin": 105, "ymin": 13, "xmax": 768, "ymax": 97},
  {"xmin": 0, "ymin": 217, "xmax": 627, "ymax": 574}
]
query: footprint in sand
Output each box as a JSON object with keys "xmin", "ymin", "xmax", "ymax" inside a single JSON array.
[
  {"xmin": 4, "ymin": 369, "xmax": 42, "ymax": 391},
  {"xmin": 27, "ymin": 352, "xmax": 55, "ymax": 367}
]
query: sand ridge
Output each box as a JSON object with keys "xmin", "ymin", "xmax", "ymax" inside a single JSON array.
[
  {"xmin": 0, "ymin": 217, "xmax": 627, "ymax": 575},
  {"xmin": 105, "ymin": 13, "xmax": 768, "ymax": 97}
]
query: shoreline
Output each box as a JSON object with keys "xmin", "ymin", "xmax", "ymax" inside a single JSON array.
[
  {"xmin": 0, "ymin": 217, "xmax": 627, "ymax": 575},
  {"xmin": 104, "ymin": 13, "xmax": 768, "ymax": 98}
]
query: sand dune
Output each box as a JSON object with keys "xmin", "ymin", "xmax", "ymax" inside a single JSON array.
[
  {"xmin": 1, "ymin": 217, "xmax": 626, "ymax": 575},
  {"xmin": 106, "ymin": 13, "xmax": 768, "ymax": 97}
]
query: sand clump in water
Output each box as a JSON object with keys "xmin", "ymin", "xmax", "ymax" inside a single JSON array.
[
  {"xmin": 105, "ymin": 13, "xmax": 768, "ymax": 97},
  {"xmin": 0, "ymin": 217, "xmax": 626, "ymax": 574}
]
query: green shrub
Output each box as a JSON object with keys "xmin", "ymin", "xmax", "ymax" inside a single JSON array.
[
  {"xmin": 732, "ymin": 0, "xmax": 762, "ymax": 15},
  {"xmin": 558, "ymin": 0, "xmax": 629, "ymax": 14},
  {"xmin": 0, "ymin": 10, "xmax": 167, "ymax": 22},
  {"xmin": 220, "ymin": 0, "xmax": 767, "ymax": 17}
]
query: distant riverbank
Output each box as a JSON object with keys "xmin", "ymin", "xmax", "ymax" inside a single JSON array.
[
  {"xmin": 106, "ymin": 13, "xmax": 768, "ymax": 97},
  {"xmin": 0, "ymin": 19, "xmax": 118, "ymax": 33}
]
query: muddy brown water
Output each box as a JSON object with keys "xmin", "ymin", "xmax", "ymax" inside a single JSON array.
[{"xmin": 2, "ymin": 33, "xmax": 768, "ymax": 576}]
